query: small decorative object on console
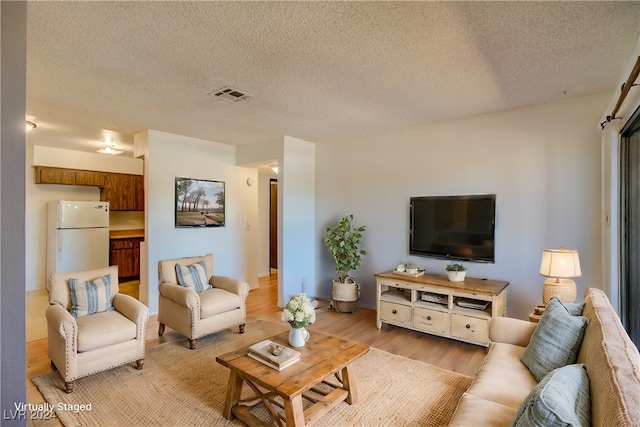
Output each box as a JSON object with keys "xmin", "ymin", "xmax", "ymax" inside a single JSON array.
[
  {"xmin": 394, "ymin": 263, "xmax": 424, "ymax": 277},
  {"xmin": 445, "ymin": 263, "xmax": 467, "ymax": 282}
]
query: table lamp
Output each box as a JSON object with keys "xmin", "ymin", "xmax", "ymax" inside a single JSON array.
[{"xmin": 539, "ymin": 248, "xmax": 581, "ymax": 305}]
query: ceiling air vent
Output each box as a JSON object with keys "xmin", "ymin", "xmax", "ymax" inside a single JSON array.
[{"xmin": 208, "ymin": 86, "xmax": 252, "ymax": 103}]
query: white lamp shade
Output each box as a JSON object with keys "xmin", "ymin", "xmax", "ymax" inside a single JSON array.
[{"xmin": 539, "ymin": 248, "xmax": 581, "ymax": 278}]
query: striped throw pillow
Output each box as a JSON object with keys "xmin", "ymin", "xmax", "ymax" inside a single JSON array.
[
  {"xmin": 175, "ymin": 261, "xmax": 211, "ymax": 293},
  {"xmin": 68, "ymin": 274, "xmax": 115, "ymax": 318}
]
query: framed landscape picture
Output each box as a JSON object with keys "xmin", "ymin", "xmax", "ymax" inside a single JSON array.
[{"xmin": 175, "ymin": 177, "xmax": 225, "ymax": 227}]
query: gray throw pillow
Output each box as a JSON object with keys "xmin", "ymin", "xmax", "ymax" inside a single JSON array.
[
  {"xmin": 512, "ymin": 364, "xmax": 590, "ymax": 427},
  {"xmin": 564, "ymin": 301, "xmax": 585, "ymax": 316},
  {"xmin": 521, "ymin": 297, "xmax": 588, "ymax": 381}
]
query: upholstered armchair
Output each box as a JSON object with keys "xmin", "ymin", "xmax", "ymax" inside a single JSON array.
[
  {"xmin": 157, "ymin": 254, "xmax": 249, "ymax": 349},
  {"xmin": 46, "ymin": 265, "xmax": 149, "ymax": 393}
]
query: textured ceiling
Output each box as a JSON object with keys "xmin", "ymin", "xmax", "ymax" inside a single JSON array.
[{"xmin": 26, "ymin": 1, "xmax": 640, "ymax": 156}]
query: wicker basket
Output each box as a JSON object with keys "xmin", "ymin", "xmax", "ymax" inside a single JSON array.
[
  {"xmin": 333, "ymin": 300, "xmax": 358, "ymax": 313},
  {"xmin": 332, "ymin": 277, "xmax": 359, "ymax": 313}
]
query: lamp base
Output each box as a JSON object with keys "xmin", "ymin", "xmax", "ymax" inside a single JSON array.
[{"xmin": 542, "ymin": 278, "xmax": 576, "ymax": 305}]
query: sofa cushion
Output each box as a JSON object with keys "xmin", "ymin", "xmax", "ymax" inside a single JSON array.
[
  {"xmin": 175, "ymin": 261, "xmax": 212, "ymax": 293},
  {"xmin": 199, "ymin": 288, "xmax": 241, "ymax": 319},
  {"xmin": 521, "ymin": 297, "xmax": 588, "ymax": 381},
  {"xmin": 466, "ymin": 342, "xmax": 538, "ymax": 410},
  {"xmin": 76, "ymin": 310, "xmax": 137, "ymax": 352},
  {"xmin": 68, "ymin": 273, "xmax": 115, "ymax": 318},
  {"xmin": 512, "ymin": 364, "xmax": 590, "ymax": 427},
  {"xmin": 450, "ymin": 393, "xmax": 518, "ymax": 427},
  {"xmin": 577, "ymin": 288, "xmax": 640, "ymax": 427}
]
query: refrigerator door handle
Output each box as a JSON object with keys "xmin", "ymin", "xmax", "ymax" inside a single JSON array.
[{"xmin": 57, "ymin": 229, "xmax": 63, "ymax": 262}]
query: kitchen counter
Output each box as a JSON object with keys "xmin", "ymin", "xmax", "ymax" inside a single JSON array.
[{"xmin": 109, "ymin": 229, "xmax": 144, "ymax": 239}]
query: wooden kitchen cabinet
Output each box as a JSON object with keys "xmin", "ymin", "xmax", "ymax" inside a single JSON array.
[
  {"xmin": 135, "ymin": 174, "xmax": 144, "ymax": 211},
  {"xmin": 35, "ymin": 167, "xmax": 75, "ymax": 184},
  {"xmin": 35, "ymin": 166, "xmax": 106, "ymax": 186},
  {"xmin": 101, "ymin": 173, "xmax": 137, "ymax": 211},
  {"xmin": 110, "ymin": 237, "xmax": 143, "ymax": 280},
  {"xmin": 75, "ymin": 170, "xmax": 106, "ymax": 186},
  {"xmin": 34, "ymin": 166, "xmax": 143, "ymax": 212}
]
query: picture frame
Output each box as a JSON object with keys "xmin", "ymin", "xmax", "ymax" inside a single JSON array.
[{"xmin": 175, "ymin": 177, "xmax": 225, "ymax": 227}]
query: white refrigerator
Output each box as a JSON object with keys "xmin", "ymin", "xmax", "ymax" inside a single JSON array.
[{"xmin": 47, "ymin": 200, "xmax": 110, "ymax": 285}]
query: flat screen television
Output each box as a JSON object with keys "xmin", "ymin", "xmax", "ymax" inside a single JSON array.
[{"xmin": 409, "ymin": 194, "xmax": 496, "ymax": 263}]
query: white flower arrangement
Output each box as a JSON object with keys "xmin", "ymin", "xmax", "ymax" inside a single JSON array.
[{"xmin": 281, "ymin": 294, "xmax": 316, "ymax": 329}]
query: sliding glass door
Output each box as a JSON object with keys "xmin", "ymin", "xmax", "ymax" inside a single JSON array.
[{"xmin": 620, "ymin": 107, "xmax": 640, "ymax": 349}]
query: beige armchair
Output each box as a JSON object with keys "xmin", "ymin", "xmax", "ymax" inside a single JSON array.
[
  {"xmin": 157, "ymin": 254, "xmax": 249, "ymax": 349},
  {"xmin": 46, "ymin": 265, "xmax": 149, "ymax": 393}
]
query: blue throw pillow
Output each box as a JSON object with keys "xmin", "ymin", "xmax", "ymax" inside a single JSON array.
[
  {"xmin": 68, "ymin": 273, "xmax": 115, "ymax": 318},
  {"xmin": 521, "ymin": 297, "xmax": 588, "ymax": 381},
  {"xmin": 175, "ymin": 261, "xmax": 211, "ymax": 293},
  {"xmin": 512, "ymin": 364, "xmax": 590, "ymax": 427}
]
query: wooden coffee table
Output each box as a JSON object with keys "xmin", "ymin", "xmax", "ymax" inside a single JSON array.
[{"xmin": 216, "ymin": 329, "xmax": 369, "ymax": 426}]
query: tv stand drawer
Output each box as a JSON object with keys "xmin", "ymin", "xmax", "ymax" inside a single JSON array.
[
  {"xmin": 413, "ymin": 307, "xmax": 449, "ymax": 335},
  {"xmin": 451, "ymin": 314, "xmax": 489, "ymax": 345},
  {"xmin": 380, "ymin": 301, "xmax": 412, "ymax": 327}
]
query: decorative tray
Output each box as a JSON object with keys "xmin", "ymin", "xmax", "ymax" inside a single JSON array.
[{"xmin": 392, "ymin": 270, "xmax": 425, "ymax": 278}]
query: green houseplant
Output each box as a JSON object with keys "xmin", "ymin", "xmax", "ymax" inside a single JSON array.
[
  {"xmin": 325, "ymin": 214, "xmax": 367, "ymax": 312},
  {"xmin": 445, "ymin": 263, "xmax": 466, "ymax": 282}
]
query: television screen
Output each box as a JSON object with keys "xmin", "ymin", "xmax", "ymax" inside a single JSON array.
[{"xmin": 410, "ymin": 194, "xmax": 496, "ymax": 263}]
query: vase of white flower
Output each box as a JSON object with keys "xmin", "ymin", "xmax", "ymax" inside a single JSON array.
[
  {"xmin": 281, "ymin": 294, "xmax": 316, "ymax": 347},
  {"xmin": 288, "ymin": 327, "xmax": 310, "ymax": 348}
]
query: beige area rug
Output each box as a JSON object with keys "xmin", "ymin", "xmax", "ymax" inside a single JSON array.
[{"xmin": 32, "ymin": 320, "xmax": 472, "ymax": 426}]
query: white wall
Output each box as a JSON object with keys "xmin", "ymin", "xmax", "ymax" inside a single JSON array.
[
  {"xmin": 140, "ymin": 130, "xmax": 258, "ymax": 314},
  {"xmin": 280, "ymin": 136, "xmax": 316, "ymax": 305},
  {"xmin": 316, "ymin": 94, "xmax": 608, "ymax": 320},
  {"xmin": 25, "ymin": 145, "xmax": 144, "ymax": 291}
]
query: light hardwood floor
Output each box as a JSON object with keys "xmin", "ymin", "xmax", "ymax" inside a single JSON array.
[{"xmin": 26, "ymin": 273, "xmax": 487, "ymax": 426}]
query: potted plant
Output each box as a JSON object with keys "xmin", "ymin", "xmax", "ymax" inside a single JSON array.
[
  {"xmin": 324, "ymin": 214, "xmax": 367, "ymax": 312},
  {"xmin": 445, "ymin": 263, "xmax": 466, "ymax": 282}
]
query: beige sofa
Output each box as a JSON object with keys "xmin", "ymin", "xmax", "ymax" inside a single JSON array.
[{"xmin": 450, "ymin": 287, "xmax": 640, "ymax": 426}]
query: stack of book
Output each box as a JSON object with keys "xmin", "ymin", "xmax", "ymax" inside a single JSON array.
[{"xmin": 247, "ymin": 340, "xmax": 301, "ymax": 371}]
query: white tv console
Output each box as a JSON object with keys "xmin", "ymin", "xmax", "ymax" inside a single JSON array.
[{"xmin": 375, "ymin": 271, "xmax": 509, "ymax": 347}]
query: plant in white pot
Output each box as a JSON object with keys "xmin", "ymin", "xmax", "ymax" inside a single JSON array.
[
  {"xmin": 445, "ymin": 263, "xmax": 467, "ymax": 282},
  {"xmin": 325, "ymin": 214, "xmax": 367, "ymax": 313}
]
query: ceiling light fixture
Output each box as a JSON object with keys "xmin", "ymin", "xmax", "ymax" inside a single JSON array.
[
  {"xmin": 25, "ymin": 121, "xmax": 37, "ymax": 131},
  {"xmin": 271, "ymin": 166, "xmax": 279, "ymax": 174},
  {"xmin": 97, "ymin": 135, "xmax": 123, "ymax": 155}
]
